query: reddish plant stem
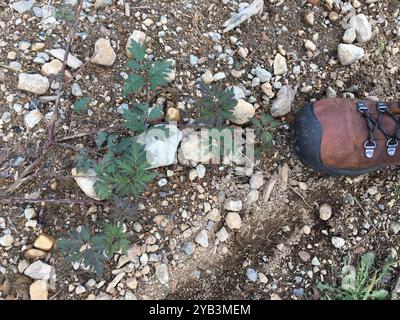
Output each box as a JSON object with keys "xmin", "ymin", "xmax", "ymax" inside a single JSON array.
[
  {"xmin": 4, "ymin": 0, "xmax": 85, "ymax": 196},
  {"xmin": 48, "ymin": 0, "xmax": 85, "ymax": 144},
  {"xmin": 0, "ymin": 197, "xmax": 105, "ymax": 207}
]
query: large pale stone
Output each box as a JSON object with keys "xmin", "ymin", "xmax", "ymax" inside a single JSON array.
[
  {"xmin": 41, "ymin": 59, "xmax": 63, "ymax": 76},
  {"xmin": 25, "ymin": 249, "xmax": 47, "ymax": 260},
  {"xmin": 48, "ymin": 49, "xmax": 83, "ymax": 69},
  {"xmin": 273, "ymin": 53, "xmax": 287, "ymax": 75},
  {"xmin": 24, "ymin": 261, "xmax": 52, "ymax": 280},
  {"xmin": 29, "ymin": 280, "xmax": 48, "ymax": 300},
  {"xmin": 18, "ymin": 73, "xmax": 49, "ymax": 95},
  {"xmin": 34, "ymin": 234, "xmax": 55, "ymax": 251},
  {"xmin": 225, "ymin": 212, "xmax": 242, "ymax": 230},
  {"xmin": 71, "ymin": 168, "xmax": 103, "ymax": 201},
  {"xmin": 136, "ymin": 125, "xmax": 183, "ymax": 169},
  {"xmin": 231, "ymin": 99, "xmax": 255, "ymax": 125},
  {"xmin": 178, "ymin": 131, "xmax": 213, "ymax": 164},
  {"xmin": 338, "ymin": 44, "xmax": 364, "ymax": 66},
  {"xmin": 349, "ymin": 14, "xmax": 372, "ymax": 43},
  {"xmin": 24, "ymin": 109, "xmax": 44, "ymax": 130},
  {"xmin": 91, "ymin": 38, "xmax": 116, "ymax": 66},
  {"xmin": 270, "ymin": 85, "xmax": 297, "ymax": 117}
]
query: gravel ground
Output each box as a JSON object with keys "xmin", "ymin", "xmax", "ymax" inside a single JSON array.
[{"xmin": 0, "ymin": 0, "xmax": 400, "ymax": 300}]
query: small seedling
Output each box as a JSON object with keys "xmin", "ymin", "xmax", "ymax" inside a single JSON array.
[
  {"xmin": 252, "ymin": 113, "xmax": 279, "ymax": 156},
  {"xmin": 317, "ymin": 252, "xmax": 395, "ymax": 300},
  {"xmin": 73, "ymin": 97, "xmax": 91, "ymax": 114},
  {"xmin": 197, "ymin": 82, "xmax": 237, "ymax": 130},
  {"xmin": 56, "ymin": 224, "xmax": 128, "ymax": 278}
]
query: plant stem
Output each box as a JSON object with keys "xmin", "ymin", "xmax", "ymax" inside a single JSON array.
[
  {"xmin": 0, "ymin": 197, "xmax": 105, "ymax": 206},
  {"xmin": 4, "ymin": 0, "xmax": 85, "ymax": 196}
]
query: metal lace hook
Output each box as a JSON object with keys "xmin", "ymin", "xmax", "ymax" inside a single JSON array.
[
  {"xmin": 386, "ymin": 138, "xmax": 398, "ymax": 156},
  {"xmin": 363, "ymin": 140, "xmax": 376, "ymax": 159},
  {"xmin": 357, "ymin": 102, "xmax": 368, "ymax": 113},
  {"xmin": 377, "ymin": 101, "xmax": 388, "ymax": 113}
]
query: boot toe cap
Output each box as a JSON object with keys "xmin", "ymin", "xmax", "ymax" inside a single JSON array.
[{"xmin": 292, "ymin": 103, "xmax": 325, "ymax": 172}]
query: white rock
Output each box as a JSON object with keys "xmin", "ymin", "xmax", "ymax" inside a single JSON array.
[
  {"xmin": 24, "ymin": 109, "xmax": 44, "ymax": 130},
  {"xmin": 261, "ymin": 82, "xmax": 275, "ymax": 98},
  {"xmin": 231, "ymin": 99, "xmax": 255, "ymax": 125},
  {"xmin": 178, "ymin": 131, "xmax": 212, "ymax": 164},
  {"xmin": 126, "ymin": 30, "xmax": 147, "ymax": 58},
  {"xmin": 29, "ymin": 280, "xmax": 48, "ymax": 300},
  {"xmin": 24, "ymin": 261, "xmax": 52, "ymax": 280},
  {"xmin": 213, "ymin": 72, "xmax": 226, "ymax": 81},
  {"xmin": 0, "ymin": 234, "xmax": 13, "ymax": 247},
  {"xmin": 349, "ymin": 14, "xmax": 372, "ymax": 43},
  {"xmin": 222, "ymin": 0, "xmax": 264, "ymax": 33},
  {"xmin": 216, "ymin": 227, "xmax": 229, "ymax": 242},
  {"xmin": 273, "ymin": 53, "xmax": 287, "ymax": 75},
  {"xmin": 305, "ymin": 40, "xmax": 316, "ymax": 52},
  {"xmin": 342, "ymin": 28, "xmax": 356, "ymax": 44},
  {"xmin": 41, "ymin": 59, "xmax": 63, "ymax": 76},
  {"xmin": 94, "ymin": 0, "xmax": 113, "ymax": 9},
  {"xmin": 255, "ymin": 67, "xmax": 272, "ymax": 83},
  {"xmin": 24, "ymin": 208, "xmax": 36, "ymax": 220},
  {"xmin": 106, "ymin": 272, "xmax": 126, "ymax": 293},
  {"xmin": 331, "ymin": 236, "xmax": 345, "ymax": 249},
  {"xmin": 71, "ymin": 168, "xmax": 103, "ymax": 201},
  {"xmin": 270, "ymin": 85, "xmax": 297, "ymax": 117},
  {"xmin": 206, "ymin": 208, "xmax": 221, "ymax": 222},
  {"xmin": 91, "ymin": 38, "xmax": 116, "ymax": 66},
  {"xmin": 136, "ymin": 125, "xmax": 183, "ymax": 169},
  {"xmin": 155, "ymin": 263, "xmax": 169, "ymax": 285},
  {"xmin": 71, "ymin": 83, "xmax": 83, "ymax": 97},
  {"xmin": 48, "ymin": 49, "xmax": 83, "ymax": 70},
  {"xmin": 201, "ymin": 70, "xmax": 214, "ymax": 84},
  {"xmin": 319, "ymin": 203, "xmax": 332, "ymax": 221},
  {"xmin": 18, "ymin": 73, "xmax": 49, "ymax": 95},
  {"xmin": 224, "ymin": 199, "xmax": 242, "ymax": 211},
  {"xmin": 246, "ymin": 268, "xmax": 258, "ymax": 282},
  {"xmin": 250, "ymin": 173, "xmax": 264, "ymax": 189},
  {"xmin": 75, "ymin": 285, "xmax": 86, "ymax": 294},
  {"xmin": 225, "ymin": 212, "xmax": 242, "ymax": 230},
  {"xmin": 338, "ymin": 44, "xmax": 364, "ymax": 66},
  {"xmin": 11, "ymin": 0, "xmax": 34, "ymax": 14},
  {"xmin": 195, "ymin": 230, "xmax": 209, "ymax": 248},
  {"xmin": 238, "ymin": 47, "xmax": 249, "ymax": 58},
  {"xmin": 196, "ymin": 164, "xmax": 206, "ymax": 178}
]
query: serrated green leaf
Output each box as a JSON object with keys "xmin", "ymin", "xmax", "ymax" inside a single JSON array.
[
  {"xmin": 76, "ymin": 149, "xmax": 92, "ymax": 174},
  {"xmin": 95, "ymin": 132, "xmax": 109, "ymax": 149},
  {"xmin": 123, "ymin": 74, "xmax": 145, "ymax": 96},
  {"xmin": 74, "ymin": 97, "xmax": 91, "ymax": 114},
  {"xmin": 149, "ymin": 60, "xmax": 172, "ymax": 91},
  {"xmin": 128, "ymin": 40, "xmax": 146, "ymax": 62},
  {"xmin": 148, "ymin": 105, "xmax": 163, "ymax": 120},
  {"xmin": 369, "ymin": 289, "xmax": 389, "ymax": 300},
  {"xmin": 126, "ymin": 59, "xmax": 143, "ymax": 70}
]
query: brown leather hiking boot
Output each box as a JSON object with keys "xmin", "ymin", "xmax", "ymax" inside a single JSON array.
[{"xmin": 292, "ymin": 98, "xmax": 400, "ymax": 176}]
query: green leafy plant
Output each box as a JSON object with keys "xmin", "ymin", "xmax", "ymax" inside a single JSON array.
[
  {"xmin": 124, "ymin": 40, "xmax": 172, "ymax": 96},
  {"xmin": 74, "ymin": 40, "xmax": 173, "ymax": 200},
  {"xmin": 55, "ymin": 5, "xmax": 76, "ymax": 22},
  {"xmin": 56, "ymin": 224, "xmax": 128, "ymax": 278},
  {"xmin": 74, "ymin": 97, "xmax": 91, "ymax": 114},
  {"xmin": 92, "ymin": 138, "xmax": 157, "ymax": 200},
  {"xmin": 317, "ymin": 252, "xmax": 395, "ymax": 300},
  {"xmin": 252, "ymin": 113, "xmax": 279, "ymax": 156},
  {"xmin": 123, "ymin": 103, "xmax": 163, "ymax": 134},
  {"xmin": 197, "ymin": 82, "xmax": 237, "ymax": 130}
]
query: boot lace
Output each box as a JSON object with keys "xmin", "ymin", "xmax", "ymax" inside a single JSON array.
[{"xmin": 357, "ymin": 102, "xmax": 400, "ymax": 159}]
